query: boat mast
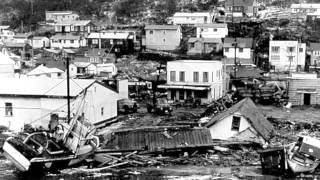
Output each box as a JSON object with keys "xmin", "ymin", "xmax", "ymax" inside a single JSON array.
[{"xmin": 66, "ymin": 53, "xmax": 71, "ymax": 123}]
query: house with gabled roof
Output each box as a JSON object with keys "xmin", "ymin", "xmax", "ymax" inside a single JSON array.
[
  {"xmin": 170, "ymin": 12, "xmax": 214, "ymax": 25},
  {"xmin": 223, "ymin": 37, "xmax": 255, "ymax": 66},
  {"xmin": 187, "ymin": 37, "xmax": 223, "ymax": 55},
  {"xmin": 31, "ymin": 36, "xmax": 50, "ymax": 48},
  {"xmin": 205, "ymin": 98, "xmax": 274, "ymax": 145},
  {"xmin": 50, "ymin": 34, "xmax": 86, "ymax": 48},
  {"xmin": 26, "ymin": 64, "xmax": 64, "ymax": 78},
  {"xmin": 0, "ymin": 78, "xmax": 120, "ymax": 131},
  {"xmin": 225, "ymin": 0, "xmax": 259, "ymax": 17}
]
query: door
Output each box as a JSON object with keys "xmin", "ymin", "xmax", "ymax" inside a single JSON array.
[{"xmin": 304, "ymin": 93, "xmax": 311, "ymax": 105}]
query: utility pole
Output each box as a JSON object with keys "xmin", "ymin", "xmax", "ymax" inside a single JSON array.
[
  {"xmin": 66, "ymin": 55, "xmax": 71, "ymax": 123},
  {"xmin": 232, "ymin": 0, "xmax": 237, "ymax": 79}
]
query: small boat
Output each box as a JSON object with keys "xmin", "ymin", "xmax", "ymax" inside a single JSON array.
[
  {"xmin": 287, "ymin": 136, "xmax": 320, "ymax": 174},
  {"xmin": 3, "ymin": 114, "xmax": 99, "ymax": 172}
]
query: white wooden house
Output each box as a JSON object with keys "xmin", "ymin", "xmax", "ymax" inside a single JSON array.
[
  {"xmin": 206, "ymin": 98, "xmax": 274, "ymax": 145},
  {"xmin": 0, "ymin": 78, "xmax": 120, "ymax": 131}
]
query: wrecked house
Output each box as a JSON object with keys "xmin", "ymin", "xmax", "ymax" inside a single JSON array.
[
  {"xmin": 205, "ymin": 98, "xmax": 274, "ymax": 145},
  {"xmin": 104, "ymin": 126, "xmax": 213, "ymax": 153}
]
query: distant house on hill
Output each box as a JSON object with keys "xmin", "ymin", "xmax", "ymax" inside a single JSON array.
[
  {"xmin": 187, "ymin": 37, "xmax": 223, "ymax": 55},
  {"xmin": 206, "ymin": 98, "xmax": 274, "ymax": 145},
  {"xmin": 45, "ymin": 11, "xmax": 79, "ymax": 23},
  {"xmin": 144, "ymin": 25, "xmax": 182, "ymax": 51},
  {"xmin": 32, "ymin": 36, "xmax": 50, "ymax": 49}
]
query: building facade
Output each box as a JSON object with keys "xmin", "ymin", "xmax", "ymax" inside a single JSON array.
[
  {"xmin": 195, "ymin": 23, "xmax": 228, "ymax": 39},
  {"xmin": 144, "ymin": 25, "xmax": 182, "ymax": 51},
  {"xmin": 225, "ymin": 0, "xmax": 259, "ymax": 17},
  {"xmin": 224, "ymin": 37, "xmax": 254, "ymax": 59},
  {"xmin": 170, "ymin": 12, "xmax": 214, "ymax": 25},
  {"xmin": 45, "ymin": 11, "xmax": 79, "ymax": 23},
  {"xmin": 50, "ymin": 34, "xmax": 85, "ymax": 48},
  {"xmin": 0, "ymin": 78, "xmax": 119, "ymax": 132},
  {"xmin": 187, "ymin": 38, "xmax": 223, "ymax": 55},
  {"xmin": 269, "ymin": 40, "xmax": 306, "ymax": 72},
  {"xmin": 158, "ymin": 60, "xmax": 223, "ymax": 104}
]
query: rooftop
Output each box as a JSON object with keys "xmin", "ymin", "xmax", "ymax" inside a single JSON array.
[
  {"xmin": 0, "ymin": 77, "xmax": 95, "ymax": 98},
  {"xmin": 50, "ymin": 34, "xmax": 81, "ymax": 40},
  {"xmin": 291, "ymin": 3, "xmax": 320, "ymax": 9},
  {"xmin": 188, "ymin": 37, "xmax": 222, "ymax": 43},
  {"xmin": 27, "ymin": 65, "xmax": 64, "ymax": 76},
  {"xmin": 224, "ymin": 37, "xmax": 253, "ymax": 48},
  {"xmin": 173, "ymin": 12, "xmax": 211, "ymax": 17},
  {"xmin": 87, "ymin": 32, "xmax": 131, "ymax": 39},
  {"xmin": 310, "ymin": 43, "xmax": 320, "ymax": 51},
  {"xmin": 195, "ymin": 23, "xmax": 228, "ymax": 28},
  {"xmin": 145, "ymin": 25, "xmax": 180, "ymax": 30}
]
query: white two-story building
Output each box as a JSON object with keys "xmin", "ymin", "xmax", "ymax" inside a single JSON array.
[
  {"xmin": 45, "ymin": 11, "xmax": 79, "ymax": 23},
  {"xmin": 158, "ymin": 60, "xmax": 223, "ymax": 104},
  {"xmin": 170, "ymin": 12, "xmax": 214, "ymax": 25},
  {"xmin": 269, "ymin": 40, "xmax": 306, "ymax": 72},
  {"xmin": 196, "ymin": 23, "xmax": 228, "ymax": 39}
]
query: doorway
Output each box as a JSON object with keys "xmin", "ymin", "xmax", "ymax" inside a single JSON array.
[{"xmin": 304, "ymin": 93, "xmax": 311, "ymax": 105}]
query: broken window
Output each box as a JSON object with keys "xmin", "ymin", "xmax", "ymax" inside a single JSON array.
[
  {"xmin": 193, "ymin": 72, "xmax": 199, "ymax": 82},
  {"xmin": 170, "ymin": 71, "xmax": 176, "ymax": 82},
  {"xmin": 179, "ymin": 71, "xmax": 185, "ymax": 82},
  {"xmin": 203, "ymin": 72, "xmax": 208, "ymax": 82},
  {"xmin": 5, "ymin": 102, "xmax": 12, "ymax": 116},
  {"xmin": 231, "ymin": 116, "xmax": 241, "ymax": 131},
  {"xmin": 271, "ymin": 46, "xmax": 280, "ymax": 53}
]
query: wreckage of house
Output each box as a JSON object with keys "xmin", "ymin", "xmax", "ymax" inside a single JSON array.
[
  {"xmin": 103, "ymin": 126, "xmax": 213, "ymax": 153},
  {"xmin": 205, "ymin": 98, "xmax": 274, "ymax": 145}
]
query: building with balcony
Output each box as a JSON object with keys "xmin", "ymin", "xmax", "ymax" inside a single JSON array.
[{"xmin": 158, "ymin": 60, "xmax": 223, "ymax": 104}]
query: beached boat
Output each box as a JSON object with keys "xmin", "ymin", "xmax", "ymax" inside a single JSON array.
[{"xmin": 287, "ymin": 136, "xmax": 320, "ymax": 174}]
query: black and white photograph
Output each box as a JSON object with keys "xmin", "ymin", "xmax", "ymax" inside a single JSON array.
[{"xmin": 0, "ymin": 0, "xmax": 320, "ymax": 179}]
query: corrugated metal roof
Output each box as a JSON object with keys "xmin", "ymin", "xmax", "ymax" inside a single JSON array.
[
  {"xmin": 145, "ymin": 25, "xmax": 180, "ymax": 30},
  {"xmin": 0, "ymin": 77, "xmax": 94, "ymax": 97},
  {"xmin": 105, "ymin": 127, "xmax": 213, "ymax": 152}
]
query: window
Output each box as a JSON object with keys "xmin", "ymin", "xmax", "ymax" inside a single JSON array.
[
  {"xmin": 149, "ymin": 30, "xmax": 153, "ymax": 34},
  {"xmin": 203, "ymin": 72, "xmax": 208, "ymax": 82},
  {"xmin": 5, "ymin": 103, "xmax": 12, "ymax": 116},
  {"xmin": 163, "ymin": 30, "xmax": 166, "ymax": 34},
  {"xmin": 101, "ymin": 107, "xmax": 104, "ymax": 116},
  {"xmin": 225, "ymin": 48, "xmax": 229, "ymax": 52},
  {"xmin": 170, "ymin": 71, "xmax": 176, "ymax": 82},
  {"xmin": 179, "ymin": 71, "xmax": 185, "ymax": 82},
  {"xmin": 92, "ymin": 39, "xmax": 98, "ymax": 44},
  {"xmin": 231, "ymin": 116, "xmax": 241, "ymax": 131},
  {"xmin": 193, "ymin": 72, "xmax": 199, "ymax": 82},
  {"xmin": 288, "ymin": 56, "xmax": 294, "ymax": 62},
  {"xmin": 202, "ymin": 28, "xmax": 208, "ymax": 32},
  {"xmin": 213, "ymin": 28, "xmax": 217, "ymax": 32},
  {"xmin": 110, "ymin": 39, "xmax": 113, "ymax": 44},
  {"xmin": 190, "ymin": 43, "xmax": 195, "ymax": 48},
  {"xmin": 70, "ymin": 40, "xmax": 74, "ymax": 44},
  {"xmin": 287, "ymin": 47, "xmax": 295, "ymax": 53},
  {"xmin": 117, "ymin": 41, "xmax": 123, "ymax": 45},
  {"xmin": 299, "ymin": 48, "xmax": 303, "ymax": 53},
  {"xmin": 163, "ymin": 38, "xmax": 166, "ymax": 42},
  {"xmin": 271, "ymin": 46, "xmax": 280, "ymax": 53},
  {"xmin": 239, "ymin": 48, "xmax": 243, "ymax": 53}
]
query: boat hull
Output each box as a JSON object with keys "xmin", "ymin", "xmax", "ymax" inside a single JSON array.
[{"xmin": 287, "ymin": 158, "xmax": 320, "ymax": 174}]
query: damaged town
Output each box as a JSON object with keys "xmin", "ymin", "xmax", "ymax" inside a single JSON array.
[{"xmin": 2, "ymin": 0, "xmax": 320, "ymax": 179}]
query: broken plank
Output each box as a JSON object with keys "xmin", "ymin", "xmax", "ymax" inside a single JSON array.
[{"xmin": 81, "ymin": 162, "xmax": 129, "ymax": 173}]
